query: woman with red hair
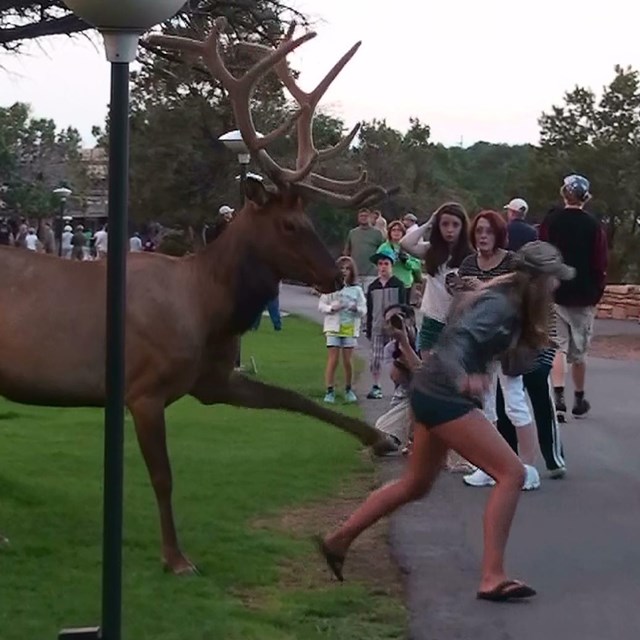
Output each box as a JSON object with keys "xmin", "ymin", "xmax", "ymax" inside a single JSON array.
[{"xmin": 457, "ymin": 211, "xmax": 540, "ymax": 491}]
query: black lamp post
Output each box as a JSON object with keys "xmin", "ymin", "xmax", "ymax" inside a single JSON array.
[
  {"xmin": 58, "ymin": 2, "xmax": 185, "ymax": 640},
  {"xmin": 53, "ymin": 187, "xmax": 72, "ymax": 257},
  {"xmin": 218, "ymin": 129, "xmax": 260, "ymax": 371}
]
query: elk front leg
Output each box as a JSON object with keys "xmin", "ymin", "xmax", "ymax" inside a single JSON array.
[
  {"xmin": 212, "ymin": 374, "xmax": 385, "ymax": 446},
  {"xmin": 129, "ymin": 397, "xmax": 197, "ymax": 576}
]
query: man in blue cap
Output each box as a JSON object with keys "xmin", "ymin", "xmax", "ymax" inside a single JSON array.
[{"xmin": 539, "ymin": 175, "xmax": 608, "ymax": 421}]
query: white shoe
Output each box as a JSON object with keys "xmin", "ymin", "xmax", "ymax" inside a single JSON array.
[
  {"xmin": 522, "ymin": 465, "xmax": 541, "ymax": 491},
  {"xmin": 463, "ymin": 468, "xmax": 496, "ymax": 487}
]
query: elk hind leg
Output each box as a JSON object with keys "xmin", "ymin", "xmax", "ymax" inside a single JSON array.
[{"xmin": 129, "ymin": 397, "xmax": 198, "ymax": 576}]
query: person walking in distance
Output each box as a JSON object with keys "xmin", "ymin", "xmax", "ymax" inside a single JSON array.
[
  {"xmin": 344, "ymin": 208, "xmax": 384, "ymax": 291},
  {"xmin": 504, "ymin": 198, "xmax": 537, "ymax": 251},
  {"xmin": 94, "ymin": 224, "xmax": 108, "ymax": 260},
  {"xmin": 317, "ymin": 241, "xmax": 575, "ymax": 601},
  {"xmin": 539, "ymin": 175, "xmax": 608, "ymax": 420}
]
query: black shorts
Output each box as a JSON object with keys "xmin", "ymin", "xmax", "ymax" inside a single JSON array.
[{"xmin": 410, "ymin": 389, "xmax": 478, "ymax": 428}]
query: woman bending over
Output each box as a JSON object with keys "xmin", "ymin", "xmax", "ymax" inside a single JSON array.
[{"xmin": 317, "ymin": 241, "xmax": 575, "ymax": 601}]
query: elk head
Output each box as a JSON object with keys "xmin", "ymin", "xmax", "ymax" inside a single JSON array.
[{"xmin": 146, "ymin": 18, "xmax": 398, "ymax": 293}]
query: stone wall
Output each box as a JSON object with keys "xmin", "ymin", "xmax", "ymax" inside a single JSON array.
[{"xmin": 597, "ymin": 285, "xmax": 640, "ymax": 320}]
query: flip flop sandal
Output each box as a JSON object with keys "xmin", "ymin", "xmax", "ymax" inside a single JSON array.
[
  {"xmin": 313, "ymin": 535, "xmax": 345, "ymax": 582},
  {"xmin": 477, "ymin": 580, "xmax": 537, "ymax": 602}
]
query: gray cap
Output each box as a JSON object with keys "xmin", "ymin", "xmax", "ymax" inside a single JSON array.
[{"xmin": 515, "ymin": 241, "xmax": 575, "ymax": 281}]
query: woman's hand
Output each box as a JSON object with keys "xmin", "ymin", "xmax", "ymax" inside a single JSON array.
[
  {"xmin": 330, "ymin": 300, "xmax": 343, "ymax": 312},
  {"xmin": 460, "ymin": 276, "xmax": 482, "ymax": 291},
  {"xmin": 391, "ymin": 324, "xmax": 409, "ymax": 344},
  {"xmin": 459, "ymin": 373, "xmax": 490, "ymax": 397}
]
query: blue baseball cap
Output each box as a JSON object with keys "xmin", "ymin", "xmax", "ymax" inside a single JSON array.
[{"xmin": 562, "ymin": 174, "xmax": 590, "ymax": 200}]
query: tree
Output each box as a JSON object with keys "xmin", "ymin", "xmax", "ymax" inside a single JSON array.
[
  {"xmin": 0, "ymin": 102, "xmax": 87, "ymax": 218},
  {"xmin": 0, "ymin": 1, "xmax": 305, "ymax": 50},
  {"xmin": 537, "ymin": 65, "xmax": 640, "ymax": 279}
]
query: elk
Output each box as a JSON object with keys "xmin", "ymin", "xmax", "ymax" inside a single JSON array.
[{"xmin": 0, "ymin": 19, "xmax": 396, "ymax": 575}]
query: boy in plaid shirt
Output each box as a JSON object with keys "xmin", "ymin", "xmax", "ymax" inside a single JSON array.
[{"xmin": 365, "ymin": 247, "xmax": 407, "ymax": 399}]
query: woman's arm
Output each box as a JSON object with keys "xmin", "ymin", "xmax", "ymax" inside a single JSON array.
[
  {"xmin": 318, "ymin": 293, "xmax": 340, "ymax": 314},
  {"xmin": 394, "ymin": 329, "xmax": 422, "ymax": 371},
  {"xmin": 399, "ymin": 216, "xmax": 435, "ymax": 259},
  {"xmin": 356, "ymin": 287, "xmax": 367, "ymax": 318}
]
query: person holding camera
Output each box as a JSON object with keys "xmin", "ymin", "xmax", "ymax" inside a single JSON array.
[
  {"xmin": 317, "ymin": 241, "xmax": 575, "ymax": 602},
  {"xmin": 372, "ymin": 304, "xmax": 421, "ymax": 453},
  {"xmin": 375, "ymin": 220, "xmax": 423, "ymax": 290}
]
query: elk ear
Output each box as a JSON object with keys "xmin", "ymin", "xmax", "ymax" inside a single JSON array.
[{"xmin": 244, "ymin": 176, "xmax": 271, "ymax": 207}]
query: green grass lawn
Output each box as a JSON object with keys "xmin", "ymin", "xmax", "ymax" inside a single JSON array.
[{"xmin": 0, "ymin": 317, "xmax": 405, "ymax": 639}]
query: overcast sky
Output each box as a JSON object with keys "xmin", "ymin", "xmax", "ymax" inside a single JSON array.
[{"xmin": 1, "ymin": 0, "xmax": 638, "ymax": 148}]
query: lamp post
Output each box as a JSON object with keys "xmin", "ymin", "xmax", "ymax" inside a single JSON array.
[
  {"xmin": 218, "ymin": 129, "xmax": 260, "ymax": 370},
  {"xmin": 53, "ymin": 187, "xmax": 72, "ymax": 257},
  {"xmin": 59, "ymin": 2, "xmax": 185, "ymax": 640}
]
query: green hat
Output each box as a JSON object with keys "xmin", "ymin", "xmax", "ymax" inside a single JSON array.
[
  {"xmin": 515, "ymin": 241, "xmax": 575, "ymax": 281},
  {"xmin": 370, "ymin": 246, "xmax": 396, "ymax": 265}
]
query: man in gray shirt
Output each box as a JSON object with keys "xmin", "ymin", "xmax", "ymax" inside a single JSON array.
[{"xmin": 344, "ymin": 208, "xmax": 384, "ymax": 290}]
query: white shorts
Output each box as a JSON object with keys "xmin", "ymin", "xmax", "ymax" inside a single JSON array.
[{"xmin": 483, "ymin": 363, "xmax": 532, "ymax": 427}]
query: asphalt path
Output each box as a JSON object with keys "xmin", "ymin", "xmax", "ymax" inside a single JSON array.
[{"xmin": 279, "ymin": 283, "xmax": 640, "ymax": 640}]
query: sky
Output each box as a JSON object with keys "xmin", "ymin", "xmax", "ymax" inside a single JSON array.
[{"xmin": 1, "ymin": 0, "xmax": 639, "ymax": 148}]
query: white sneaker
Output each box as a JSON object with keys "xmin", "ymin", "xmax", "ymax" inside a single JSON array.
[
  {"xmin": 463, "ymin": 468, "xmax": 496, "ymax": 487},
  {"xmin": 522, "ymin": 465, "xmax": 541, "ymax": 491}
]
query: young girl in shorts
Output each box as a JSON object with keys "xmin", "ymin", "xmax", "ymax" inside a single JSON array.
[{"xmin": 319, "ymin": 257, "xmax": 367, "ymax": 404}]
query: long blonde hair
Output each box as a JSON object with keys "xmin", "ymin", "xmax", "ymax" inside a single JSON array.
[{"xmin": 449, "ymin": 272, "xmax": 552, "ymax": 350}]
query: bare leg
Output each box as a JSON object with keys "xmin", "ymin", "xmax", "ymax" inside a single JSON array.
[
  {"xmin": 130, "ymin": 397, "xmax": 196, "ymax": 575},
  {"xmin": 342, "ymin": 348, "xmax": 354, "ymax": 388},
  {"xmin": 515, "ymin": 423, "xmax": 537, "ymax": 466},
  {"xmin": 436, "ymin": 409, "xmax": 526, "ymax": 592},
  {"xmin": 324, "ymin": 423, "xmax": 448, "ymax": 556},
  {"xmin": 572, "ymin": 361, "xmax": 586, "ymax": 392},
  {"xmin": 551, "ymin": 351, "xmax": 566, "ymax": 388},
  {"xmin": 324, "ymin": 347, "xmax": 339, "ymax": 388}
]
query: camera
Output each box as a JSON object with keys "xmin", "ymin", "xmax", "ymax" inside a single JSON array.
[{"xmin": 388, "ymin": 313, "xmax": 405, "ymax": 330}]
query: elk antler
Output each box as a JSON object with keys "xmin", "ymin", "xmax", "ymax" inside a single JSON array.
[{"xmin": 146, "ymin": 19, "xmax": 397, "ymax": 208}]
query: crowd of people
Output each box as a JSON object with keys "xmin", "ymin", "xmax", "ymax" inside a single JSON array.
[
  {"xmin": 0, "ymin": 218, "xmax": 157, "ymax": 258},
  {"xmin": 316, "ymin": 174, "xmax": 609, "ymax": 601}
]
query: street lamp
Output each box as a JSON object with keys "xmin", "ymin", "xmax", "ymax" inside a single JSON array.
[
  {"xmin": 219, "ymin": 129, "xmax": 261, "ymax": 371},
  {"xmin": 219, "ymin": 129, "xmax": 262, "ymax": 204},
  {"xmin": 53, "ymin": 186, "xmax": 72, "ymax": 257},
  {"xmin": 59, "ymin": 2, "xmax": 185, "ymax": 640}
]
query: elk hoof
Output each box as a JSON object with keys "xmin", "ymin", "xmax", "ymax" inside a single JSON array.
[{"xmin": 162, "ymin": 555, "xmax": 201, "ymax": 576}]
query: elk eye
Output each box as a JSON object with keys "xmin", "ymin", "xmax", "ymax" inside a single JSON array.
[{"xmin": 282, "ymin": 219, "xmax": 296, "ymax": 233}]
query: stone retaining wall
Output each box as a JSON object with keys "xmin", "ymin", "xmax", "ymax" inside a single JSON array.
[{"xmin": 597, "ymin": 285, "xmax": 640, "ymax": 319}]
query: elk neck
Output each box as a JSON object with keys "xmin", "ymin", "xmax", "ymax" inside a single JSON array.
[{"xmin": 196, "ymin": 215, "xmax": 280, "ymax": 336}]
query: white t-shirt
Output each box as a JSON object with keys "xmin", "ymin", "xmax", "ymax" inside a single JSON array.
[
  {"xmin": 94, "ymin": 229, "xmax": 108, "ymax": 252},
  {"xmin": 129, "ymin": 236, "xmax": 142, "ymax": 252},
  {"xmin": 25, "ymin": 234, "xmax": 38, "ymax": 251},
  {"xmin": 420, "ymin": 263, "xmax": 457, "ymax": 323}
]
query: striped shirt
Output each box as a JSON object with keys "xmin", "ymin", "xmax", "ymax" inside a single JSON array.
[
  {"xmin": 458, "ymin": 251, "xmax": 518, "ymax": 281},
  {"xmin": 459, "ymin": 251, "xmax": 556, "ymax": 372}
]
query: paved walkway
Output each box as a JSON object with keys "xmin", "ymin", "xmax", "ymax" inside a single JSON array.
[{"xmin": 280, "ymin": 284, "xmax": 640, "ymax": 640}]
